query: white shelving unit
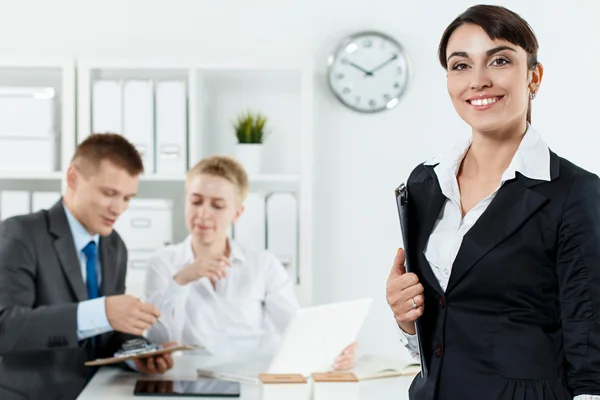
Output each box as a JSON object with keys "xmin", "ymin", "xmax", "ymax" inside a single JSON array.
[
  {"xmin": 0, "ymin": 57, "xmax": 314, "ymax": 305},
  {"xmin": 0, "ymin": 57, "xmax": 75, "ymax": 208},
  {"xmin": 76, "ymin": 57, "xmax": 314, "ymax": 306}
]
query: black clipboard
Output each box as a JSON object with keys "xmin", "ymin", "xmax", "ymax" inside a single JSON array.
[{"xmin": 395, "ymin": 183, "xmax": 428, "ymax": 378}]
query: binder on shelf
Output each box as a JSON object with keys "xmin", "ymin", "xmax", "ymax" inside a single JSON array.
[
  {"xmin": 0, "ymin": 87, "xmax": 57, "ymax": 172},
  {"xmin": 92, "ymin": 80, "xmax": 122, "ymax": 134},
  {"xmin": 233, "ymin": 192, "xmax": 266, "ymax": 252},
  {"xmin": 123, "ymin": 80, "xmax": 155, "ymax": 172},
  {"xmin": 0, "ymin": 191, "xmax": 30, "ymax": 221},
  {"xmin": 266, "ymin": 192, "xmax": 298, "ymax": 269},
  {"xmin": 31, "ymin": 191, "xmax": 61, "ymax": 212},
  {"xmin": 155, "ymin": 81, "xmax": 187, "ymax": 174}
]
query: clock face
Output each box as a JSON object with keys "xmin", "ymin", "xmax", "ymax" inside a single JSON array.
[{"xmin": 327, "ymin": 31, "xmax": 410, "ymax": 113}]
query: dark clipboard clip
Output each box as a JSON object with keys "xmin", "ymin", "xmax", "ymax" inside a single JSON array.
[
  {"xmin": 394, "ymin": 182, "xmax": 428, "ymax": 378},
  {"xmin": 395, "ymin": 183, "xmax": 408, "ymax": 206}
]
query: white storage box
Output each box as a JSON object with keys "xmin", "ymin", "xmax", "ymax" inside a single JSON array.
[
  {"xmin": 0, "ymin": 138, "xmax": 55, "ymax": 172},
  {"xmin": 114, "ymin": 199, "xmax": 173, "ymax": 252},
  {"xmin": 125, "ymin": 250, "xmax": 153, "ymax": 299},
  {"xmin": 0, "ymin": 87, "xmax": 57, "ymax": 172}
]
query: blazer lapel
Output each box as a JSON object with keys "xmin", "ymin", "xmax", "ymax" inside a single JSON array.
[
  {"xmin": 445, "ymin": 175, "xmax": 550, "ymax": 293},
  {"xmin": 48, "ymin": 200, "xmax": 88, "ymax": 302},
  {"xmin": 409, "ymin": 170, "xmax": 446, "ymax": 295},
  {"xmin": 100, "ymin": 236, "xmax": 119, "ymax": 296}
]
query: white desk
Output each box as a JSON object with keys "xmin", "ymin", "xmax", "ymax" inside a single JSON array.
[{"xmin": 77, "ymin": 355, "xmax": 413, "ymax": 399}]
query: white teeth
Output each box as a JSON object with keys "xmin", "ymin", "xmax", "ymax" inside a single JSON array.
[{"xmin": 470, "ymin": 97, "xmax": 499, "ymax": 106}]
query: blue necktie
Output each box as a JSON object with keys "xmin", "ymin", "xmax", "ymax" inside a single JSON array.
[
  {"xmin": 82, "ymin": 240, "xmax": 99, "ymax": 380},
  {"xmin": 82, "ymin": 241, "xmax": 99, "ymax": 300}
]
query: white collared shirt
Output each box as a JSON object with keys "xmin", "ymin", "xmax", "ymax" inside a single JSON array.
[
  {"xmin": 397, "ymin": 126, "xmax": 597, "ymax": 399},
  {"xmin": 144, "ymin": 236, "xmax": 299, "ymax": 360},
  {"xmin": 422, "ymin": 124, "xmax": 550, "ymax": 293}
]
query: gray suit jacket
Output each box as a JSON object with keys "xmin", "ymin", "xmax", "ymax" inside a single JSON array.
[{"xmin": 0, "ymin": 200, "xmax": 136, "ymax": 400}]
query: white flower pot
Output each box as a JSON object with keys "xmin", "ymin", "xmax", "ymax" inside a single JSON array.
[{"xmin": 234, "ymin": 143, "xmax": 263, "ymax": 175}]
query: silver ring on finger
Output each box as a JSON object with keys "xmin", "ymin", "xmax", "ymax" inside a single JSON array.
[{"xmin": 411, "ymin": 297, "xmax": 417, "ymax": 309}]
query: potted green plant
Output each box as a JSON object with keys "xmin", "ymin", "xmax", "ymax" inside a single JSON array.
[{"xmin": 233, "ymin": 111, "xmax": 268, "ymax": 174}]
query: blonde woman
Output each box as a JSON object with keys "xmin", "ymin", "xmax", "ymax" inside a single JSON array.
[{"xmin": 145, "ymin": 155, "xmax": 356, "ymax": 370}]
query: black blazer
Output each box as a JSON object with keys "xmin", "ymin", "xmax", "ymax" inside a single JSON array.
[
  {"xmin": 0, "ymin": 200, "xmax": 136, "ymax": 400},
  {"xmin": 405, "ymin": 151, "xmax": 600, "ymax": 400}
]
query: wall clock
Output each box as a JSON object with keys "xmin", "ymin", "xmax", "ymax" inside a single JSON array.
[{"xmin": 327, "ymin": 31, "xmax": 410, "ymax": 113}]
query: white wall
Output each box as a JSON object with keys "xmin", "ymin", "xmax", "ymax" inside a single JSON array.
[{"xmin": 1, "ymin": 0, "xmax": 598, "ymax": 365}]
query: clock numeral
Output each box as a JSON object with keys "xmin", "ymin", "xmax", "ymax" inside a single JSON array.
[
  {"xmin": 369, "ymin": 99, "xmax": 377, "ymax": 107},
  {"xmin": 394, "ymin": 82, "xmax": 401, "ymax": 89},
  {"xmin": 341, "ymin": 58, "xmax": 350, "ymax": 65},
  {"xmin": 383, "ymin": 94, "xmax": 391, "ymax": 101},
  {"xmin": 396, "ymin": 67, "xmax": 403, "ymax": 75},
  {"xmin": 363, "ymin": 39, "xmax": 373, "ymax": 48},
  {"xmin": 336, "ymin": 73, "xmax": 345, "ymax": 80},
  {"xmin": 355, "ymin": 96, "xmax": 361, "ymax": 104},
  {"xmin": 342, "ymin": 87, "xmax": 351, "ymax": 95}
]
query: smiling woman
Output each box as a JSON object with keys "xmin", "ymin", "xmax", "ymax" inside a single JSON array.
[{"xmin": 385, "ymin": 4, "xmax": 600, "ymax": 400}]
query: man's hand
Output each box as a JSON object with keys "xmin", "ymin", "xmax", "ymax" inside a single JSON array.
[
  {"xmin": 106, "ymin": 295, "xmax": 161, "ymax": 336},
  {"xmin": 133, "ymin": 342, "xmax": 176, "ymax": 375},
  {"xmin": 333, "ymin": 342, "xmax": 358, "ymax": 371}
]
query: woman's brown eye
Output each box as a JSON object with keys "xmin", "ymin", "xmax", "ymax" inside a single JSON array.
[{"xmin": 492, "ymin": 58, "xmax": 510, "ymax": 66}]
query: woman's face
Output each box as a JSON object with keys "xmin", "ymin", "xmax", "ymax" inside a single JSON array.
[
  {"xmin": 185, "ymin": 174, "xmax": 244, "ymax": 245},
  {"xmin": 445, "ymin": 23, "xmax": 542, "ymax": 134}
]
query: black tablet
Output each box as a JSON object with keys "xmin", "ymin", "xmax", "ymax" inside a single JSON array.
[{"xmin": 133, "ymin": 379, "xmax": 240, "ymax": 397}]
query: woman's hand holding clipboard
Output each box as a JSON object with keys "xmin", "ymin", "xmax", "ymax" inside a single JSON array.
[{"xmin": 385, "ymin": 183, "xmax": 428, "ymax": 377}]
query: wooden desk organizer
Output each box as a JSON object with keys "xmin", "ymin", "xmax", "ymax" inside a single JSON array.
[{"xmin": 259, "ymin": 374, "xmax": 310, "ymax": 400}]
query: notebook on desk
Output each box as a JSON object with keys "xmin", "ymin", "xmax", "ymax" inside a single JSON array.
[
  {"xmin": 197, "ymin": 298, "xmax": 373, "ymax": 384},
  {"xmin": 349, "ymin": 354, "xmax": 420, "ymax": 380}
]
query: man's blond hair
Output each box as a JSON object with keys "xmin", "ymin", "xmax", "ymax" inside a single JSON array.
[{"xmin": 186, "ymin": 155, "xmax": 249, "ymax": 204}]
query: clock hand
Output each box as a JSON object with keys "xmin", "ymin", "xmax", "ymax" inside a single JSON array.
[
  {"xmin": 349, "ymin": 62, "xmax": 373, "ymax": 76},
  {"xmin": 369, "ymin": 54, "xmax": 398, "ymax": 74}
]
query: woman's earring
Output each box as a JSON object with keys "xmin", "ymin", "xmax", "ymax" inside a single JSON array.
[{"xmin": 530, "ymin": 91, "xmax": 536, "ymax": 100}]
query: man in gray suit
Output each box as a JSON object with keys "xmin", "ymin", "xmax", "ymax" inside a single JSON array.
[{"xmin": 0, "ymin": 133, "xmax": 175, "ymax": 400}]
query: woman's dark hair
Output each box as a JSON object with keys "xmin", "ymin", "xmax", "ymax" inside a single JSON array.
[{"xmin": 438, "ymin": 5, "xmax": 539, "ymax": 123}]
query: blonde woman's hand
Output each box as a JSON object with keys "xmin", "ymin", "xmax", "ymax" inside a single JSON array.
[
  {"xmin": 173, "ymin": 255, "xmax": 231, "ymax": 285},
  {"xmin": 333, "ymin": 342, "xmax": 358, "ymax": 371}
]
